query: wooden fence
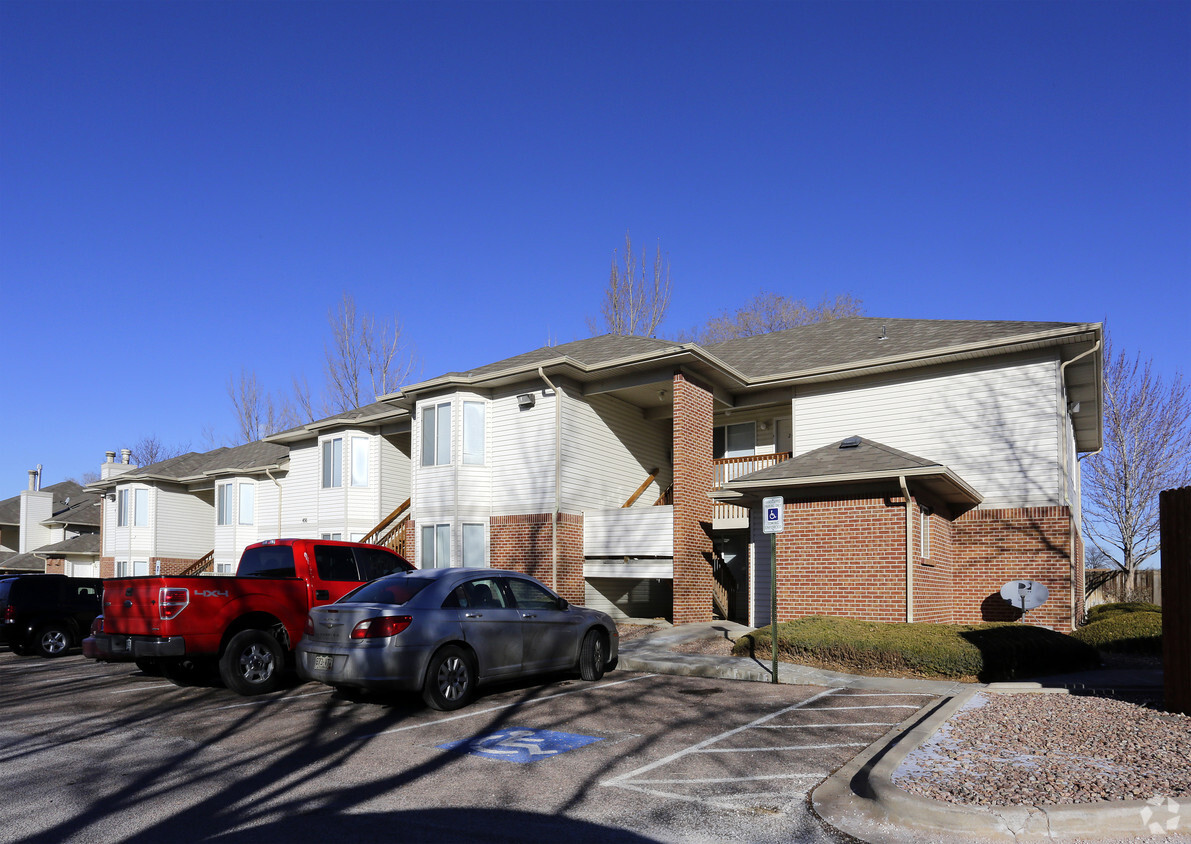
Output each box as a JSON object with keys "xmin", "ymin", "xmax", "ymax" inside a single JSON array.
[
  {"xmin": 1161, "ymin": 486, "xmax": 1190, "ymax": 715},
  {"xmin": 1084, "ymin": 569, "xmax": 1162, "ymax": 607}
]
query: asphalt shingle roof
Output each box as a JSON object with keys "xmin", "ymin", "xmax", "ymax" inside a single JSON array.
[
  {"xmin": 0, "ymin": 480, "xmax": 101, "ymax": 528},
  {"xmin": 457, "ymin": 335, "xmax": 683, "ymax": 378},
  {"xmin": 703, "ymin": 317, "xmax": 1082, "ymax": 379},
  {"xmin": 734, "ymin": 436, "xmax": 942, "ymax": 485},
  {"xmin": 115, "ymin": 441, "xmax": 289, "ymax": 483},
  {"xmin": 30, "ymin": 534, "xmax": 101, "ymax": 555}
]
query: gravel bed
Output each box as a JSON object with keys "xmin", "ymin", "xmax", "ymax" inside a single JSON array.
[{"xmin": 894, "ymin": 693, "xmax": 1191, "ymax": 806}]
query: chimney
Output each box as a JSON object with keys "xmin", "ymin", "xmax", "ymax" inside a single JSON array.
[
  {"xmin": 120, "ymin": 449, "xmax": 131, "ymax": 464},
  {"xmin": 106, "ymin": 451, "xmax": 115, "ymax": 464}
]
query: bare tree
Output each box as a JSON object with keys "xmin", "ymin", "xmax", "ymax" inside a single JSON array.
[
  {"xmin": 1082, "ymin": 334, "xmax": 1191, "ymax": 592},
  {"xmin": 687, "ymin": 291, "xmax": 863, "ymax": 344},
  {"xmin": 588, "ymin": 232, "xmax": 672, "ymax": 337},
  {"xmin": 325, "ymin": 292, "xmax": 415, "ymax": 412},
  {"xmin": 228, "ymin": 370, "xmax": 299, "ymax": 444},
  {"xmin": 127, "ymin": 435, "xmax": 191, "ymax": 468}
]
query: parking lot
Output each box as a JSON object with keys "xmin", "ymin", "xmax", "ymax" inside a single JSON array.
[{"xmin": 0, "ymin": 651, "xmax": 938, "ymax": 843}]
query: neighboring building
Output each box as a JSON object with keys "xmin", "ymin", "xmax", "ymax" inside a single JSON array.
[
  {"xmin": 0, "ymin": 473, "xmax": 101, "ymax": 576},
  {"xmin": 379, "ymin": 318, "xmax": 1102, "ymax": 631}
]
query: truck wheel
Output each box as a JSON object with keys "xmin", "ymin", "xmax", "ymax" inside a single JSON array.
[
  {"xmin": 422, "ymin": 645, "xmax": 475, "ymax": 711},
  {"xmin": 35, "ymin": 625, "xmax": 72, "ymax": 658},
  {"xmin": 578, "ymin": 629, "xmax": 606, "ymax": 681},
  {"xmin": 220, "ymin": 630, "xmax": 285, "ymax": 696}
]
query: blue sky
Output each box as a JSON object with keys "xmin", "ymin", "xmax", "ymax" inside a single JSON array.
[{"xmin": 2, "ymin": 0, "xmax": 1188, "ymax": 488}]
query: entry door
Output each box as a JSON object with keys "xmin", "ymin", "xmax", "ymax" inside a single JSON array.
[{"xmin": 775, "ymin": 419, "xmax": 793, "ymax": 454}]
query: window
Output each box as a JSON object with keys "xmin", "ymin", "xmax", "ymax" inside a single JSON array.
[
  {"xmin": 421, "ymin": 402, "xmax": 451, "ymax": 466},
  {"xmin": 354, "ymin": 546, "xmax": 414, "ymax": 580},
  {"xmin": 133, "ymin": 489, "xmax": 149, "ymax": 527},
  {"xmin": 462, "ymin": 577, "xmax": 507, "ymax": 609},
  {"xmin": 314, "ymin": 544, "xmax": 359, "ymax": 581},
  {"xmin": 217, "ymin": 482, "xmax": 233, "ymax": 526},
  {"xmin": 116, "ymin": 560, "xmax": 130, "ymax": 577},
  {"xmin": 920, "ymin": 506, "xmax": 932, "ymax": 558},
  {"xmin": 506, "ymin": 577, "xmax": 561, "ymax": 611},
  {"xmin": 117, "ymin": 490, "xmax": 129, "ymax": 527},
  {"xmin": 320, "ymin": 532, "xmax": 342, "ymax": 541},
  {"xmin": 322, "ymin": 437, "xmax": 343, "ymax": 488},
  {"xmin": 462, "ymin": 523, "xmax": 485, "ymax": 567},
  {"xmin": 214, "ymin": 561, "xmax": 234, "ymax": 575},
  {"xmin": 420, "ymin": 524, "xmax": 451, "ymax": 568},
  {"xmin": 238, "ymin": 545, "xmax": 296, "ymax": 578},
  {"xmin": 133, "ymin": 561, "xmax": 149, "ymax": 576},
  {"xmin": 238, "ymin": 483, "xmax": 254, "ymax": 526},
  {"xmin": 713, "ymin": 422, "xmax": 756, "ymax": 459},
  {"xmin": 351, "ymin": 437, "xmax": 369, "ymax": 486},
  {"xmin": 463, "ymin": 402, "xmax": 485, "ymax": 465}
]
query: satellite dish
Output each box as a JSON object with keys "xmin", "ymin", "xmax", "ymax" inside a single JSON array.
[{"xmin": 1000, "ymin": 579, "xmax": 1049, "ymax": 612}]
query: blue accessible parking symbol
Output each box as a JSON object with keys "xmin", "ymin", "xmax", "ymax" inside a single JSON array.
[{"xmin": 438, "ymin": 728, "xmax": 604, "ymax": 763}]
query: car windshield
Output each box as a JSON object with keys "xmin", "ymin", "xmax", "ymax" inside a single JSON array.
[{"xmin": 339, "ymin": 575, "xmax": 431, "ymax": 606}]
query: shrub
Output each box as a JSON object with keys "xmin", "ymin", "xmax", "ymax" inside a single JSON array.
[
  {"xmin": 733, "ymin": 615, "xmax": 1099, "ymax": 682},
  {"xmin": 1085, "ymin": 601, "xmax": 1161, "ymax": 624},
  {"xmin": 1071, "ymin": 611, "xmax": 1163, "ymax": 654}
]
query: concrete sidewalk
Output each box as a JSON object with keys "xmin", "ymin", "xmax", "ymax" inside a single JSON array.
[{"xmin": 617, "ymin": 621, "xmax": 1176, "ymax": 843}]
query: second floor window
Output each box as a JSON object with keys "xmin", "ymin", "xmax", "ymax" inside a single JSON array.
[
  {"xmin": 463, "ymin": 402, "xmax": 485, "ymax": 465},
  {"xmin": 322, "ymin": 438, "xmax": 343, "ymax": 488},
  {"xmin": 217, "ymin": 483, "xmax": 233, "ymax": 526},
  {"xmin": 421, "ymin": 402, "xmax": 451, "ymax": 466},
  {"xmin": 351, "ymin": 437, "xmax": 369, "ymax": 486},
  {"xmin": 238, "ymin": 483, "xmax": 254, "ymax": 526},
  {"xmin": 133, "ymin": 489, "xmax": 148, "ymax": 526},
  {"xmin": 117, "ymin": 489, "xmax": 128, "ymax": 526}
]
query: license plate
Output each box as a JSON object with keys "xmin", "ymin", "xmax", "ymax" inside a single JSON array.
[{"xmin": 312, "ymin": 654, "xmax": 333, "ymax": 671}]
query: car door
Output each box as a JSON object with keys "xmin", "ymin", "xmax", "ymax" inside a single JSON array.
[
  {"xmin": 504, "ymin": 576, "xmax": 581, "ymax": 674},
  {"xmin": 457, "ymin": 575, "xmax": 523, "ymax": 679}
]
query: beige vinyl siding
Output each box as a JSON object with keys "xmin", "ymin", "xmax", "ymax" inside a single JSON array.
[
  {"xmin": 795, "ymin": 354, "xmax": 1063, "ymax": 508},
  {"xmin": 488, "ymin": 387, "xmax": 556, "ymax": 516},
  {"xmin": 712, "ymin": 406, "xmax": 788, "ymax": 455},
  {"xmin": 561, "ymin": 391, "xmax": 671, "ymax": 512},
  {"xmin": 378, "ymin": 433, "xmax": 411, "ymax": 513},
  {"xmin": 154, "ymin": 484, "xmax": 213, "ymax": 559},
  {"xmin": 280, "ymin": 443, "xmax": 319, "ymax": 538},
  {"xmin": 256, "ymin": 474, "xmax": 282, "ymax": 540},
  {"xmin": 584, "ymin": 508, "xmax": 673, "ymax": 557}
]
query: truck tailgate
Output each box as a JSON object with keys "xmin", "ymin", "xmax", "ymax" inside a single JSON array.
[{"xmin": 102, "ymin": 577, "xmax": 204, "ymax": 636}]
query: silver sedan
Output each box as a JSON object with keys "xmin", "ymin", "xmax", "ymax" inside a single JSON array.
[{"xmin": 296, "ymin": 567, "xmax": 619, "ymax": 710}]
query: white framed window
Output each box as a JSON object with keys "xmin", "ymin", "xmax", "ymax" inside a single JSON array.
[
  {"xmin": 214, "ymin": 561, "xmax": 234, "ymax": 575},
  {"xmin": 920, "ymin": 506, "xmax": 932, "ymax": 558},
  {"xmin": 133, "ymin": 561, "xmax": 149, "ymax": 576},
  {"xmin": 462, "ymin": 402, "xmax": 485, "ymax": 466},
  {"xmin": 116, "ymin": 560, "xmax": 130, "ymax": 577},
  {"xmin": 238, "ymin": 483, "xmax": 254, "ymax": 526},
  {"xmin": 421, "ymin": 402, "xmax": 452, "ymax": 466},
  {"xmin": 350, "ymin": 532, "xmax": 364, "ymax": 543},
  {"xmin": 116, "ymin": 490, "xmax": 129, "ymax": 527},
  {"xmin": 462, "ymin": 523, "xmax": 486, "ymax": 567},
  {"xmin": 713, "ymin": 422, "xmax": 756, "ymax": 459},
  {"xmin": 133, "ymin": 489, "xmax": 149, "ymax": 527},
  {"xmin": 320, "ymin": 532, "xmax": 343, "ymax": 541},
  {"xmin": 217, "ymin": 482, "xmax": 233, "ymax": 526},
  {"xmin": 420, "ymin": 524, "xmax": 451, "ymax": 568},
  {"xmin": 351, "ymin": 436, "xmax": 369, "ymax": 486},
  {"xmin": 322, "ymin": 437, "xmax": 343, "ymax": 488}
]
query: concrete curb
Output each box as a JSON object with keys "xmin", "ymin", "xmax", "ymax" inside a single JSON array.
[{"xmin": 811, "ymin": 690, "xmax": 1188, "ymax": 842}]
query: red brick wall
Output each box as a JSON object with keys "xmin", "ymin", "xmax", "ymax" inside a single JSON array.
[
  {"xmin": 952, "ymin": 506, "xmax": 1076, "ymax": 631},
  {"xmin": 97, "ymin": 556, "xmax": 201, "ymax": 577},
  {"xmin": 489, "ymin": 513, "xmax": 585, "ymax": 604},
  {"xmin": 672, "ymin": 372, "xmax": 714, "ymax": 624},
  {"xmin": 913, "ymin": 511, "xmax": 955, "ymax": 624},
  {"xmin": 44, "ymin": 558, "xmax": 65, "ymax": 575},
  {"xmin": 774, "ymin": 496, "xmax": 910, "ymax": 623}
]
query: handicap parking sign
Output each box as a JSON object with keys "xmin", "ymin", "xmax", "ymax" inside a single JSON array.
[{"xmin": 438, "ymin": 727, "xmax": 605, "ymax": 763}]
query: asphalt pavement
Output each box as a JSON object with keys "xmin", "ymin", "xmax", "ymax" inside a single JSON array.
[{"xmin": 617, "ymin": 620, "xmax": 1177, "ymax": 843}]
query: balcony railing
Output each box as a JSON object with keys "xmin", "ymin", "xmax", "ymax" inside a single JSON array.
[{"xmin": 712, "ymin": 452, "xmax": 791, "ymax": 522}]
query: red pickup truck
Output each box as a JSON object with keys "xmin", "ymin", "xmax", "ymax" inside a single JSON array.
[{"xmin": 84, "ymin": 538, "xmax": 413, "ymax": 695}]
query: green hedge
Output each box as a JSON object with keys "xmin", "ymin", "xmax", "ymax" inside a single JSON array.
[
  {"xmin": 1085, "ymin": 601, "xmax": 1162, "ymax": 623},
  {"xmin": 1072, "ymin": 611, "xmax": 1163, "ymax": 654},
  {"xmin": 732, "ymin": 615, "xmax": 1100, "ymax": 682}
]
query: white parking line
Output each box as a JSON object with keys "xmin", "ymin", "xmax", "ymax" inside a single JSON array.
[
  {"xmin": 364, "ymin": 673, "xmax": 659, "ymax": 739},
  {"xmin": 210, "ymin": 690, "xmax": 334, "ymax": 710},
  {"xmin": 108, "ymin": 684, "xmax": 179, "ymax": 694}
]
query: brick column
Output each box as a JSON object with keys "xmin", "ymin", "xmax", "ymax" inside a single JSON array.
[{"xmin": 672, "ymin": 372, "xmax": 714, "ymax": 624}]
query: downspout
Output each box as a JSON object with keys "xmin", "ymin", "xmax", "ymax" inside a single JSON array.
[
  {"xmin": 1060, "ymin": 339, "xmax": 1101, "ymax": 628},
  {"xmin": 265, "ymin": 468, "xmax": 282, "ymax": 539},
  {"xmin": 538, "ymin": 367, "xmax": 562, "ymax": 591},
  {"xmin": 899, "ymin": 475, "xmax": 914, "ymax": 623}
]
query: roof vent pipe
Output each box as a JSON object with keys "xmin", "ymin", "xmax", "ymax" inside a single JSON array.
[
  {"xmin": 120, "ymin": 449, "xmax": 131, "ymax": 464},
  {"xmin": 105, "ymin": 451, "xmax": 116, "ymax": 464},
  {"xmin": 36, "ymin": 464, "xmax": 42, "ymax": 490}
]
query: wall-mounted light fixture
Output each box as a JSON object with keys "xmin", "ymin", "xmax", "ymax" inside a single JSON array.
[
  {"xmin": 1068, "ymin": 402, "xmax": 1081, "ymax": 414},
  {"xmin": 517, "ymin": 393, "xmax": 536, "ymax": 409},
  {"xmin": 657, "ymin": 390, "xmax": 667, "ymax": 402}
]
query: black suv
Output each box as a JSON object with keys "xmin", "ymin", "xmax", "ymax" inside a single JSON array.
[{"xmin": 0, "ymin": 575, "xmax": 104, "ymax": 657}]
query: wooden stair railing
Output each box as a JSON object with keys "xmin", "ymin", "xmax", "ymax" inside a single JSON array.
[
  {"xmin": 177, "ymin": 550, "xmax": 215, "ymax": 577},
  {"xmin": 711, "ymin": 555, "xmax": 735, "ymax": 620},
  {"xmin": 654, "ymin": 484, "xmax": 673, "ymax": 506},
  {"xmin": 361, "ymin": 498, "xmax": 411, "ymax": 546},
  {"xmin": 622, "ymin": 469, "xmax": 660, "ymax": 508}
]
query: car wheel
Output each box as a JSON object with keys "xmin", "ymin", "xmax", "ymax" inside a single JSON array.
[
  {"xmin": 219, "ymin": 630, "xmax": 285, "ymax": 696},
  {"xmin": 9, "ymin": 641, "xmax": 31, "ymax": 656},
  {"xmin": 422, "ymin": 645, "xmax": 475, "ymax": 711},
  {"xmin": 35, "ymin": 625, "xmax": 71, "ymax": 658},
  {"xmin": 135, "ymin": 659, "xmax": 163, "ymax": 676},
  {"xmin": 579, "ymin": 629, "xmax": 606, "ymax": 681}
]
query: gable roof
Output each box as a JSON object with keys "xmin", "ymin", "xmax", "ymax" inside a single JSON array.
[
  {"xmin": 29, "ymin": 533, "xmax": 101, "ymax": 556},
  {"xmin": 266, "ymin": 400, "xmax": 409, "ymax": 444},
  {"xmin": 711, "ymin": 435, "xmax": 983, "ymax": 513},
  {"xmin": 0, "ymin": 480, "xmax": 101, "ymax": 529},
  {"xmin": 87, "ymin": 441, "xmax": 290, "ymax": 490}
]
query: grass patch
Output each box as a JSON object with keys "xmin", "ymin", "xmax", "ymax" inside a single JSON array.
[
  {"xmin": 1072, "ymin": 611, "xmax": 1162, "ymax": 655},
  {"xmin": 732, "ymin": 615, "xmax": 1099, "ymax": 682}
]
